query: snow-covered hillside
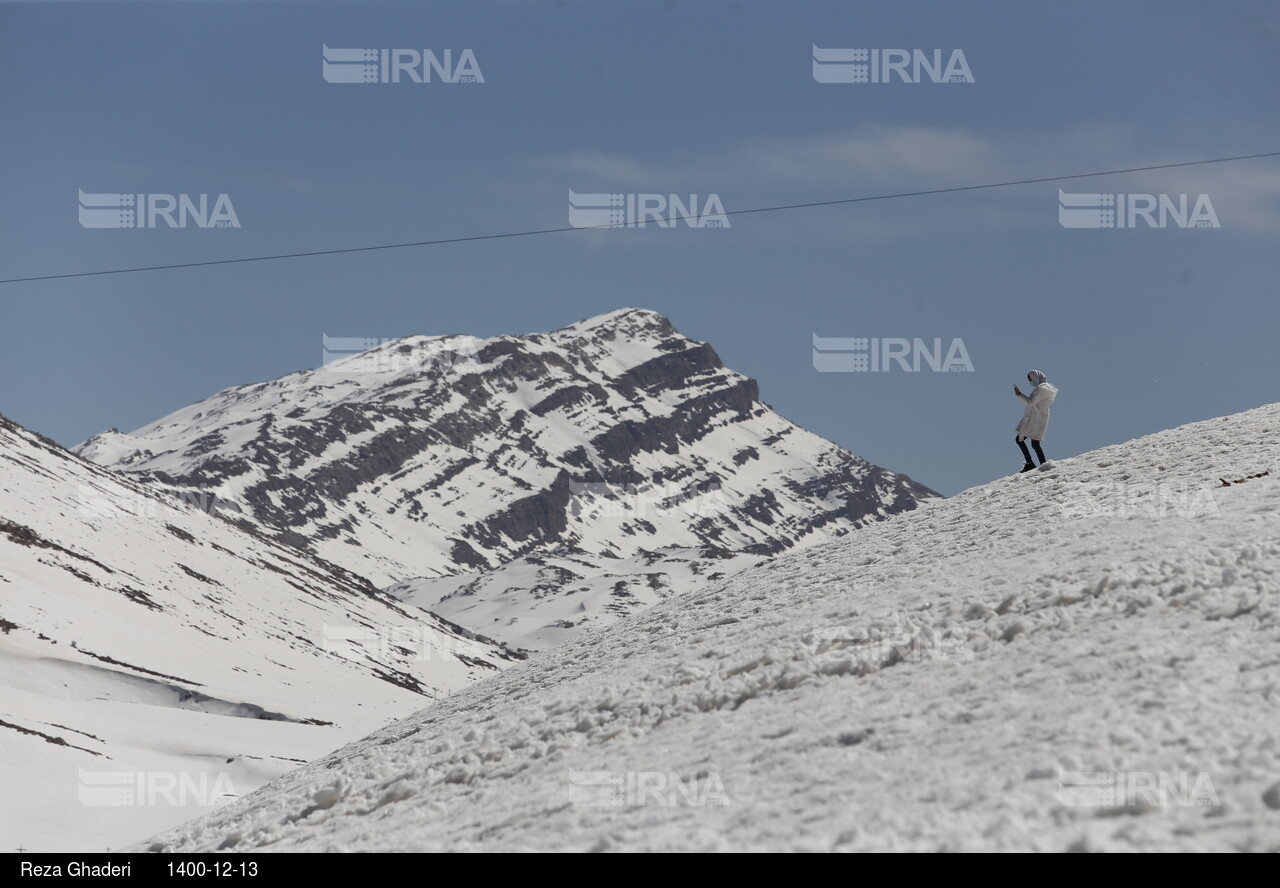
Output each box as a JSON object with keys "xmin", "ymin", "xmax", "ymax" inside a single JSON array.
[
  {"xmin": 389, "ymin": 545, "xmax": 765, "ymax": 651},
  {"xmin": 75, "ymin": 309, "xmax": 934, "ymax": 603},
  {"xmin": 0, "ymin": 412, "xmax": 520, "ymax": 852},
  {"xmin": 138, "ymin": 404, "xmax": 1280, "ymax": 852}
]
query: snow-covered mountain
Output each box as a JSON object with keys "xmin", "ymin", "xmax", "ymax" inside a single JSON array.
[
  {"xmin": 138, "ymin": 403, "xmax": 1279, "ymax": 852},
  {"xmin": 0, "ymin": 411, "xmax": 520, "ymax": 852},
  {"xmin": 76, "ymin": 308, "xmax": 936, "ymax": 645}
]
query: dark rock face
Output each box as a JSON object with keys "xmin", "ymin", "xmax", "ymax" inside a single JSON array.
[{"xmin": 76, "ymin": 309, "xmax": 938, "ymax": 587}]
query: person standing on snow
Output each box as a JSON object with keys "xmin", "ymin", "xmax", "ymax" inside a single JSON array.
[{"xmin": 1013, "ymin": 369, "xmax": 1058, "ymax": 472}]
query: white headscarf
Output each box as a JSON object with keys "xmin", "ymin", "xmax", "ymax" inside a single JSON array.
[{"xmin": 1027, "ymin": 370, "xmax": 1047, "ymax": 385}]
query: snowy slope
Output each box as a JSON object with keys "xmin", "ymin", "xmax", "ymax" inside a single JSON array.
[
  {"xmin": 389, "ymin": 546, "xmax": 765, "ymax": 651},
  {"xmin": 0, "ymin": 412, "xmax": 520, "ymax": 852},
  {"xmin": 138, "ymin": 404, "xmax": 1280, "ymax": 852},
  {"xmin": 76, "ymin": 309, "xmax": 935, "ymax": 597}
]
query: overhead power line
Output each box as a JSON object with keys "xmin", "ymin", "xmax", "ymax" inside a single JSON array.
[{"xmin": 3, "ymin": 151, "xmax": 1277, "ymax": 286}]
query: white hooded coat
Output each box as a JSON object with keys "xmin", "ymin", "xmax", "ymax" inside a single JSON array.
[{"xmin": 1015, "ymin": 380, "xmax": 1058, "ymax": 440}]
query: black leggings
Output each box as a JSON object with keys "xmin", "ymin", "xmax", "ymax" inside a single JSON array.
[{"xmin": 1017, "ymin": 436, "xmax": 1046, "ymax": 465}]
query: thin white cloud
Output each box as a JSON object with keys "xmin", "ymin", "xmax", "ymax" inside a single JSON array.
[{"xmin": 541, "ymin": 124, "xmax": 1280, "ymax": 238}]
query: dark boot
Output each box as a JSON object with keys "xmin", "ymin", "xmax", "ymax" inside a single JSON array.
[
  {"xmin": 1019, "ymin": 462, "xmax": 1036, "ymax": 473},
  {"xmin": 1016, "ymin": 436, "xmax": 1035, "ymax": 470}
]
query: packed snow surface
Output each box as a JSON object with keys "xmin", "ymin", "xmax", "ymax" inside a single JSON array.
[{"xmin": 140, "ymin": 404, "xmax": 1280, "ymax": 852}]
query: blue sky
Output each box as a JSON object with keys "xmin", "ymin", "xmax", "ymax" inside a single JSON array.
[{"xmin": 2, "ymin": 0, "xmax": 1278, "ymax": 496}]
